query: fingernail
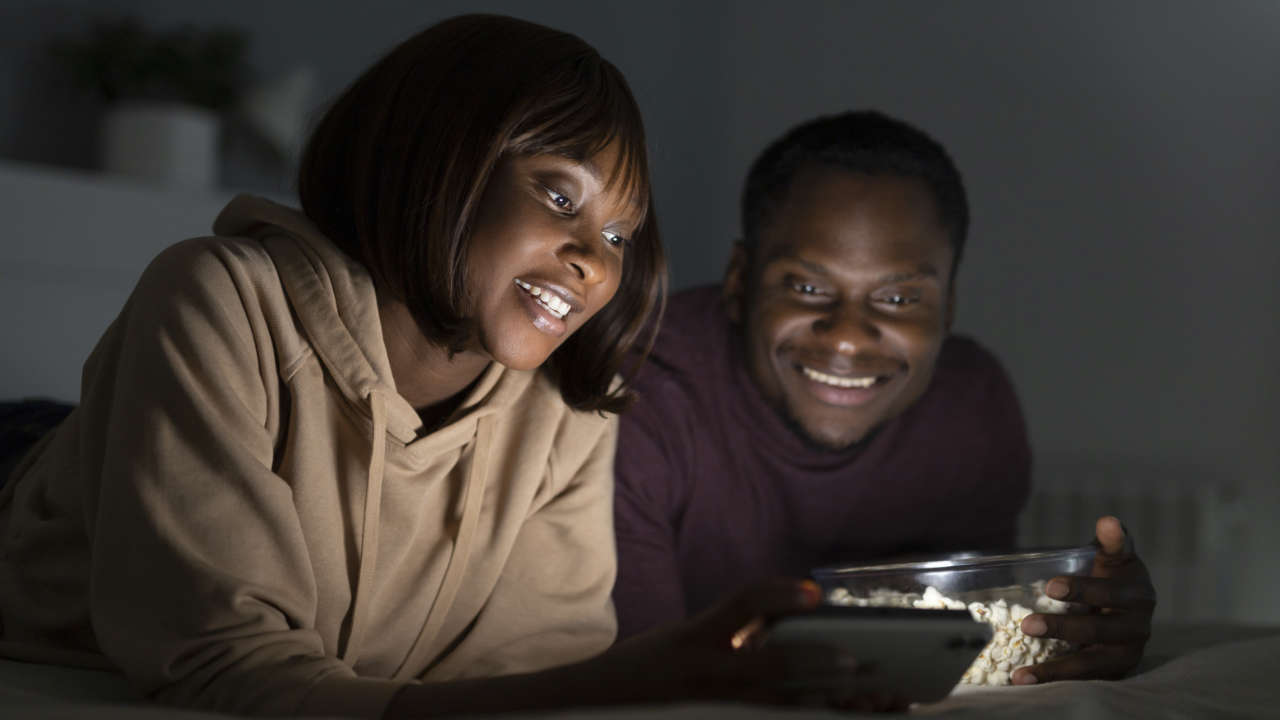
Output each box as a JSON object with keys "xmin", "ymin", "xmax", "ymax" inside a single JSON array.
[
  {"xmin": 730, "ymin": 617, "xmax": 765, "ymax": 651},
  {"xmin": 1012, "ymin": 669, "xmax": 1039, "ymax": 685},
  {"xmin": 1046, "ymin": 579, "xmax": 1069, "ymax": 599},
  {"xmin": 1022, "ymin": 616, "xmax": 1047, "ymax": 636}
]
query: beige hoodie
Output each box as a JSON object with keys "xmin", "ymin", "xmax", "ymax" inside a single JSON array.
[{"xmin": 0, "ymin": 196, "xmax": 619, "ymax": 717}]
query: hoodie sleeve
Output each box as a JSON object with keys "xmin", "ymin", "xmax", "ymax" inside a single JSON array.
[
  {"xmin": 78, "ymin": 239, "xmax": 403, "ymax": 717},
  {"xmin": 425, "ymin": 414, "xmax": 619, "ymax": 680}
]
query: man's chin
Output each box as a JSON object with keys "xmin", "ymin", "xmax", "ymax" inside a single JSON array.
[{"xmin": 781, "ymin": 410, "xmax": 872, "ymax": 453}]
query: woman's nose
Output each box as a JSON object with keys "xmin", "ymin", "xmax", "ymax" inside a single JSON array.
[{"xmin": 558, "ymin": 231, "xmax": 607, "ymax": 285}]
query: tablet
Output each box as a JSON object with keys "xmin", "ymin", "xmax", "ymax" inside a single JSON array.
[{"xmin": 765, "ymin": 606, "xmax": 992, "ymax": 704}]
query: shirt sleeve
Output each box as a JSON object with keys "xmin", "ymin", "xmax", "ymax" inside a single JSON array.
[
  {"xmin": 610, "ymin": 382, "xmax": 691, "ymax": 640},
  {"xmin": 423, "ymin": 415, "xmax": 620, "ymax": 680},
  {"xmin": 79, "ymin": 240, "xmax": 403, "ymax": 717}
]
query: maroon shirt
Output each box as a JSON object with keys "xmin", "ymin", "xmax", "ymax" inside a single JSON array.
[{"xmin": 613, "ymin": 286, "xmax": 1031, "ymax": 639}]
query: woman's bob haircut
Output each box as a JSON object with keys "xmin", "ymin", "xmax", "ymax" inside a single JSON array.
[{"xmin": 299, "ymin": 14, "xmax": 665, "ymax": 413}]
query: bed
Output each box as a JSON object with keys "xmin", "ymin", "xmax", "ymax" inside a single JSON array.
[{"xmin": 2, "ymin": 622, "xmax": 1276, "ymax": 718}]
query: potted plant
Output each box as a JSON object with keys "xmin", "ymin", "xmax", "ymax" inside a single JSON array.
[{"xmin": 51, "ymin": 17, "xmax": 250, "ymax": 189}]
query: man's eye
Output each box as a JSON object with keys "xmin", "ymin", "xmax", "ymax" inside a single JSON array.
[
  {"xmin": 601, "ymin": 230, "xmax": 626, "ymax": 248},
  {"xmin": 545, "ymin": 187, "xmax": 574, "ymax": 212},
  {"xmin": 791, "ymin": 281, "xmax": 821, "ymax": 295},
  {"xmin": 881, "ymin": 294, "xmax": 917, "ymax": 306}
]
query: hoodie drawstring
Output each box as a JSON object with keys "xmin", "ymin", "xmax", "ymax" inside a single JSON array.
[
  {"xmin": 392, "ymin": 414, "xmax": 494, "ymax": 680},
  {"xmin": 341, "ymin": 388, "xmax": 387, "ymax": 665}
]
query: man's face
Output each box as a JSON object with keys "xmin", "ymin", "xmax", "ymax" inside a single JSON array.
[{"xmin": 725, "ymin": 168, "xmax": 956, "ymax": 450}]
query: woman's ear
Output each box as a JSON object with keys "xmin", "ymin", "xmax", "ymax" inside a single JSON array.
[{"xmin": 722, "ymin": 242, "xmax": 748, "ymax": 324}]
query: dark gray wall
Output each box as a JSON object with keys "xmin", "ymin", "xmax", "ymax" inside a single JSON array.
[{"xmin": 2, "ymin": 0, "xmax": 1277, "ymax": 620}]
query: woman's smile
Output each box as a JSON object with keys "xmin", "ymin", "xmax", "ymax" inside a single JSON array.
[{"xmin": 514, "ymin": 277, "xmax": 578, "ymax": 334}]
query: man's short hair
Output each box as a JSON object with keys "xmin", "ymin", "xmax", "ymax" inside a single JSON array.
[
  {"xmin": 298, "ymin": 14, "xmax": 665, "ymax": 413},
  {"xmin": 741, "ymin": 110, "xmax": 969, "ymax": 276}
]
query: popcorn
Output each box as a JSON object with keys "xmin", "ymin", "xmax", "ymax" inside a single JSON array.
[
  {"xmin": 826, "ymin": 582, "xmax": 1075, "ymax": 687},
  {"xmin": 914, "ymin": 586, "xmax": 967, "ymax": 610}
]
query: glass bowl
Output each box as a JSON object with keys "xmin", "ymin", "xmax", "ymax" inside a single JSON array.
[{"xmin": 811, "ymin": 545, "xmax": 1097, "ymax": 686}]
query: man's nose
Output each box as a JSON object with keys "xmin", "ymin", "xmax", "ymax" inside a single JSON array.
[{"xmin": 812, "ymin": 301, "xmax": 880, "ymax": 355}]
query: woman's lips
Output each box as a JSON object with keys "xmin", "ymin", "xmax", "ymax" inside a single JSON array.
[
  {"xmin": 514, "ymin": 278, "xmax": 573, "ymax": 318},
  {"xmin": 514, "ymin": 278, "xmax": 569, "ymax": 335}
]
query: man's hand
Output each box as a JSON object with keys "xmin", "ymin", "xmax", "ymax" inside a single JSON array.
[{"xmin": 1012, "ymin": 516, "xmax": 1156, "ymax": 684}]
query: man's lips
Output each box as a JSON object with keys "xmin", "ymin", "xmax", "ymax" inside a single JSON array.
[
  {"xmin": 792, "ymin": 361, "xmax": 900, "ymax": 407},
  {"xmin": 800, "ymin": 366, "xmax": 881, "ymax": 388}
]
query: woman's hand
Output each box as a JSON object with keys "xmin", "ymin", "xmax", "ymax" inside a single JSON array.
[
  {"xmin": 596, "ymin": 578, "xmax": 833, "ymax": 703},
  {"xmin": 595, "ymin": 578, "xmax": 903, "ymax": 711},
  {"xmin": 385, "ymin": 579, "xmax": 903, "ymax": 717},
  {"xmin": 1012, "ymin": 516, "xmax": 1157, "ymax": 684}
]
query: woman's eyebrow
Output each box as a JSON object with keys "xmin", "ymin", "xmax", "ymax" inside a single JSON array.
[
  {"xmin": 534, "ymin": 166, "xmax": 581, "ymax": 184},
  {"xmin": 537, "ymin": 155, "xmax": 603, "ymax": 185},
  {"xmin": 579, "ymin": 157, "xmax": 606, "ymax": 184}
]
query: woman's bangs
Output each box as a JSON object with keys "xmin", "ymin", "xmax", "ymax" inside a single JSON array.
[{"xmin": 508, "ymin": 61, "xmax": 651, "ymax": 229}]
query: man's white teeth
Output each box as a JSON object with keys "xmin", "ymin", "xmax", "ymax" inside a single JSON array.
[
  {"xmin": 514, "ymin": 278, "xmax": 569, "ymax": 319},
  {"xmin": 802, "ymin": 367, "xmax": 877, "ymax": 388}
]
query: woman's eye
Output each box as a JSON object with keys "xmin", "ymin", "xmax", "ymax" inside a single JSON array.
[
  {"xmin": 545, "ymin": 187, "xmax": 574, "ymax": 212},
  {"xmin": 790, "ymin": 281, "xmax": 821, "ymax": 295},
  {"xmin": 601, "ymin": 230, "xmax": 626, "ymax": 248},
  {"xmin": 881, "ymin": 294, "xmax": 917, "ymax": 306}
]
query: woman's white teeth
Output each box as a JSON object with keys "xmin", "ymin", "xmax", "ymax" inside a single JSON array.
[
  {"xmin": 802, "ymin": 367, "xmax": 877, "ymax": 388},
  {"xmin": 514, "ymin": 279, "xmax": 569, "ymax": 319}
]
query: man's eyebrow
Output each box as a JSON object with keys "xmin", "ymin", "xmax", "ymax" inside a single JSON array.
[
  {"xmin": 768, "ymin": 254, "xmax": 831, "ymax": 276},
  {"xmin": 769, "ymin": 255, "xmax": 940, "ymax": 284},
  {"xmin": 875, "ymin": 265, "xmax": 940, "ymax": 284}
]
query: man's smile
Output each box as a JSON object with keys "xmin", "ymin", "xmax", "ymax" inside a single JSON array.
[
  {"xmin": 799, "ymin": 366, "xmax": 881, "ymax": 388},
  {"xmin": 794, "ymin": 363, "xmax": 896, "ymax": 408}
]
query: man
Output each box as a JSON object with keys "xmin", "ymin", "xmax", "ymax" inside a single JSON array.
[{"xmin": 613, "ymin": 111, "xmax": 1154, "ymax": 684}]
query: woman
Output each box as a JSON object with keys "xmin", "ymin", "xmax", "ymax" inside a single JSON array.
[{"xmin": 0, "ymin": 13, "xmax": 848, "ymax": 719}]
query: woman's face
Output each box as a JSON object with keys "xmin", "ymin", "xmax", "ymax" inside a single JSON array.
[{"xmin": 465, "ymin": 143, "xmax": 643, "ymax": 371}]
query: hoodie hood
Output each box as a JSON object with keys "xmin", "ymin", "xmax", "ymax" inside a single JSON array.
[
  {"xmin": 212, "ymin": 194, "xmax": 527, "ymax": 444},
  {"xmin": 211, "ymin": 194, "xmax": 520, "ymax": 667}
]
